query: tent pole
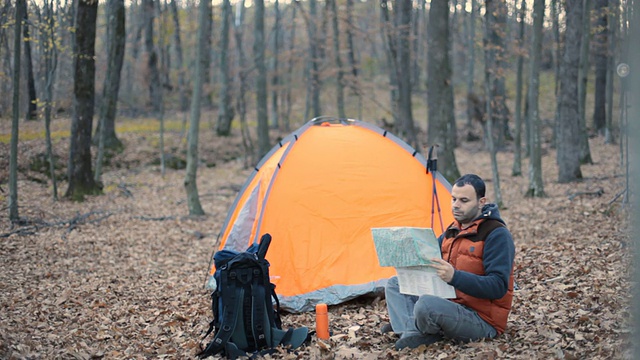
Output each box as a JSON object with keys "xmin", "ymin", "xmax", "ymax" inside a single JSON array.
[{"xmin": 427, "ymin": 145, "xmax": 445, "ymax": 233}]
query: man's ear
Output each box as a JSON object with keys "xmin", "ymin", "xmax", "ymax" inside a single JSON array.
[{"xmin": 479, "ymin": 197, "xmax": 487, "ymax": 207}]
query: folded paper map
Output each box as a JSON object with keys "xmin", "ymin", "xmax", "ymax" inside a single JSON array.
[
  {"xmin": 371, "ymin": 227, "xmax": 441, "ymax": 267},
  {"xmin": 371, "ymin": 227, "xmax": 456, "ymax": 298}
]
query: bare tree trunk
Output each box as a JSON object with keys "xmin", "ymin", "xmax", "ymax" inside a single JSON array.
[
  {"xmin": 319, "ymin": 0, "xmax": 328, "ymax": 62},
  {"xmin": 202, "ymin": 0, "xmax": 213, "ymax": 109},
  {"xmin": 557, "ymin": 0, "xmax": 583, "ymax": 183},
  {"xmin": 155, "ymin": 1, "xmax": 166, "ymax": 177},
  {"xmin": 411, "ymin": 2, "xmax": 421, "ymax": 90},
  {"xmin": 525, "ymin": 0, "xmax": 546, "ymax": 197},
  {"xmin": 578, "ymin": 0, "xmax": 594, "ymax": 164},
  {"xmin": 551, "ymin": 0, "xmax": 560, "ymax": 98},
  {"xmin": 1, "ymin": 1, "xmax": 13, "ymax": 116},
  {"xmin": 9, "ymin": 0, "xmax": 24, "ymax": 221},
  {"xmin": 66, "ymin": 0, "xmax": 101, "ymax": 201},
  {"xmin": 96, "ymin": 0, "xmax": 125, "ymax": 151},
  {"xmin": 451, "ymin": 0, "xmax": 458, "ymax": 73},
  {"xmin": 216, "ymin": 0, "xmax": 233, "ymax": 136},
  {"xmin": 282, "ymin": 3, "xmax": 297, "ymax": 131},
  {"xmin": 19, "ymin": 0, "xmax": 37, "ymax": 121},
  {"xmin": 628, "ymin": 0, "xmax": 640, "ymax": 354},
  {"xmin": 419, "ymin": 0, "xmax": 427, "ymax": 94},
  {"xmin": 144, "ymin": 0, "xmax": 161, "ymax": 113},
  {"xmin": 380, "ymin": 0, "xmax": 399, "ymax": 126},
  {"xmin": 1, "ymin": 36, "xmax": 9, "ymax": 117},
  {"xmin": 617, "ymin": 0, "xmax": 629, "ymax": 167},
  {"xmin": 345, "ymin": 0, "xmax": 361, "ymax": 119},
  {"xmin": 234, "ymin": 0, "xmax": 255, "ymax": 168},
  {"xmin": 604, "ymin": 0, "xmax": 618, "ymax": 144},
  {"xmin": 123, "ymin": 1, "xmax": 142, "ymax": 109},
  {"xmin": 254, "ymin": 0, "xmax": 269, "ymax": 158},
  {"xmin": 95, "ymin": 0, "xmax": 126, "ymax": 183},
  {"xmin": 269, "ymin": 0, "xmax": 281, "ymax": 128},
  {"xmin": 234, "ymin": 0, "xmax": 255, "ymax": 167},
  {"xmin": 395, "ymin": 0, "xmax": 416, "ymax": 148},
  {"xmin": 484, "ymin": 74, "xmax": 503, "ymax": 208},
  {"xmin": 465, "ymin": 0, "xmax": 477, "ymax": 127},
  {"xmin": 592, "ymin": 0, "xmax": 608, "ymax": 134},
  {"xmin": 512, "ymin": 0, "xmax": 526, "ymax": 177},
  {"xmin": 427, "ymin": 0, "xmax": 460, "ymax": 182},
  {"xmin": 483, "ymin": 0, "xmax": 504, "ymax": 207},
  {"xmin": 184, "ymin": 0, "xmax": 207, "ymax": 216},
  {"xmin": 43, "ymin": 0, "xmax": 59, "ymax": 200},
  {"xmin": 304, "ymin": 0, "xmax": 322, "ymax": 118},
  {"xmin": 486, "ymin": 0, "xmax": 510, "ymax": 148},
  {"xmin": 329, "ymin": 0, "xmax": 346, "ymax": 119},
  {"xmin": 169, "ymin": 0, "xmax": 187, "ymax": 114},
  {"xmin": 158, "ymin": 0, "xmax": 171, "ymax": 94},
  {"xmin": 550, "ymin": 0, "xmax": 561, "ymax": 148}
]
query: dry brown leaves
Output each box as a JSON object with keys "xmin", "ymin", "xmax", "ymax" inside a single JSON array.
[{"xmin": 0, "ymin": 121, "xmax": 632, "ymax": 359}]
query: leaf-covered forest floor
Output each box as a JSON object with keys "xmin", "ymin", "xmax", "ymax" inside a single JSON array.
[{"xmin": 0, "ymin": 115, "xmax": 633, "ymax": 359}]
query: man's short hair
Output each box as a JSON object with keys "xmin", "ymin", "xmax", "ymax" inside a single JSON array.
[{"xmin": 453, "ymin": 174, "xmax": 486, "ymax": 199}]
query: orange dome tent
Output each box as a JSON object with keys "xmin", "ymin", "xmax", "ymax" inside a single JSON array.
[{"xmin": 206, "ymin": 117, "xmax": 454, "ymax": 312}]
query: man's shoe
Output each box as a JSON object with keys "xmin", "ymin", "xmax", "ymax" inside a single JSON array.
[
  {"xmin": 394, "ymin": 331, "xmax": 440, "ymax": 350},
  {"xmin": 380, "ymin": 323, "xmax": 394, "ymax": 334}
]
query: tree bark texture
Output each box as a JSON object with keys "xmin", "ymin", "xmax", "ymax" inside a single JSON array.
[
  {"xmin": 254, "ymin": 0, "xmax": 269, "ymax": 158},
  {"xmin": 19, "ymin": 0, "xmax": 37, "ymax": 120},
  {"xmin": 66, "ymin": 0, "xmax": 101, "ymax": 201},
  {"xmin": 234, "ymin": 0, "xmax": 255, "ymax": 167},
  {"xmin": 427, "ymin": 0, "xmax": 460, "ymax": 182},
  {"xmin": 97, "ymin": 0, "xmax": 125, "ymax": 151},
  {"xmin": 282, "ymin": 3, "xmax": 297, "ymax": 131},
  {"xmin": 269, "ymin": 0, "xmax": 281, "ymax": 128},
  {"xmin": 216, "ymin": 0, "xmax": 233, "ymax": 136},
  {"xmin": 578, "ymin": 0, "xmax": 594, "ymax": 164},
  {"xmin": 604, "ymin": 0, "xmax": 618, "ymax": 144},
  {"xmin": 556, "ymin": 0, "xmax": 583, "ymax": 183},
  {"xmin": 9, "ymin": 0, "xmax": 24, "ymax": 221},
  {"xmin": 380, "ymin": 0, "xmax": 399, "ymax": 126},
  {"xmin": 592, "ymin": 0, "xmax": 608, "ymax": 133},
  {"xmin": 43, "ymin": 0, "xmax": 59, "ymax": 200},
  {"xmin": 329, "ymin": 0, "xmax": 346, "ymax": 119},
  {"xmin": 169, "ymin": 0, "xmax": 187, "ymax": 112},
  {"xmin": 483, "ymin": 0, "xmax": 503, "ymax": 207},
  {"xmin": 512, "ymin": 0, "xmax": 526, "ymax": 177},
  {"xmin": 307, "ymin": 0, "xmax": 322, "ymax": 119},
  {"xmin": 395, "ymin": 0, "xmax": 416, "ymax": 148},
  {"xmin": 628, "ymin": 0, "xmax": 640, "ymax": 355},
  {"xmin": 484, "ymin": 0, "xmax": 510, "ymax": 148},
  {"xmin": 465, "ymin": 0, "xmax": 477, "ymax": 126},
  {"xmin": 345, "ymin": 0, "xmax": 361, "ymax": 119},
  {"xmin": 184, "ymin": 0, "xmax": 206, "ymax": 216},
  {"xmin": 143, "ymin": 0, "xmax": 161, "ymax": 113},
  {"xmin": 202, "ymin": 0, "xmax": 213, "ymax": 109},
  {"xmin": 526, "ymin": 0, "xmax": 546, "ymax": 197}
]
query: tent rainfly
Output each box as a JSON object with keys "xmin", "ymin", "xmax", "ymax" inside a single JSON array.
[{"xmin": 206, "ymin": 117, "xmax": 454, "ymax": 312}]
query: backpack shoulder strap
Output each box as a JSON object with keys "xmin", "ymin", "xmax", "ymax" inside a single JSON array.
[
  {"xmin": 466, "ymin": 219, "xmax": 505, "ymax": 242},
  {"xmin": 251, "ymin": 268, "xmax": 269, "ymax": 350},
  {"xmin": 198, "ymin": 265, "xmax": 243, "ymax": 359}
]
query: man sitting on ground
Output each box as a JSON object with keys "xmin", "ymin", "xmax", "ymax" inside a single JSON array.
[{"xmin": 382, "ymin": 174, "xmax": 516, "ymax": 350}]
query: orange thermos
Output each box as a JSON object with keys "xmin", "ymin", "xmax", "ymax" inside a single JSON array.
[{"xmin": 315, "ymin": 303, "xmax": 330, "ymax": 340}]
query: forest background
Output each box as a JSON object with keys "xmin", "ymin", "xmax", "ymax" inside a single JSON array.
[{"xmin": 1, "ymin": 0, "xmax": 640, "ymax": 358}]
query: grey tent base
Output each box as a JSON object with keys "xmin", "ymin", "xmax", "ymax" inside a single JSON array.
[
  {"xmin": 278, "ymin": 279, "xmax": 389, "ymax": 313},
  {"xmin": 206, "ymin": 276, "xmax": 389, "ymax": 313}
]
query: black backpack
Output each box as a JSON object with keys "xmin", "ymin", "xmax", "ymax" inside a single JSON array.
[{"xmin": 198, "ymin": 233, "xmax": 309, "ymax": 359}]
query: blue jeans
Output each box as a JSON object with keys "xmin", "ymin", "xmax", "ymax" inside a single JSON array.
[{"xmin": 384, "ymin": 276, "xmax": 497, "ymax": 342}]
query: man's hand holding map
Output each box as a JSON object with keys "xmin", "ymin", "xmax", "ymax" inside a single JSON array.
[{"xmin": 371, "ymin": 227, "xmax": 456, "ymax": 298}]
